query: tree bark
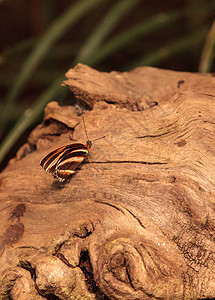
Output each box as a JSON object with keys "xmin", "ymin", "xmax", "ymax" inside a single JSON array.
[{"xmin": 1, "ymin": 64, "xmax": 215, "ymax": 299}]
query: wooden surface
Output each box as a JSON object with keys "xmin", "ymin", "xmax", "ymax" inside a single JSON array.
[{"xmin": 1, "ymin": 64, "xmax": 215, "ymax": 299}]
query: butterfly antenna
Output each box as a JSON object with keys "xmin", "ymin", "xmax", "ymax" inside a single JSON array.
[
  {"xmin": 82, "ymin": 115, "xmax": 89, "ymax": 140},
  {"xmin": 82, "ymin": 116, "xmax": 106, "ymax": 142},
  {"xmin": 92, "ymin": 136, "xmax": 106, "ymax": 142}
]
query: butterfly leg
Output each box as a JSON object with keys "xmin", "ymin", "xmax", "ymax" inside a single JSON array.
[{"xmin": 87, "ymin": 155, "xmax": 99, "ymax": 172}]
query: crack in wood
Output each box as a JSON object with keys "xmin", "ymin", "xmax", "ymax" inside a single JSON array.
[
  {"xmin": 199, "ymin": 93, "xmax": 215, "ymax": 98},
  {"xmin": 136, "ymin": 131, "xmax": 171, "ymax": 138},
  {"xmin": 19, "ymin": 260, "xmax": 36, "ymax": 282},
  {"xmin": 55, "ymin": 252, "xmax": 75, "ymax": 268},
  {"xmin": 79, "ymin": 250, "xmax": 109, "ymax": 299},
  {"xmin": 85, "ymin": 161, "xmax": 168, "ymax": 165},
  {"xmin": 43, "ymin": 294, "xmax": 61, "ymax": 300},
  {"xmin": 95, "ymin": 200, "xmax": 125, "ymax": 214},
  {"xmin": 123, "ymin": 207, "xmax": 146, "ymax": 229}
]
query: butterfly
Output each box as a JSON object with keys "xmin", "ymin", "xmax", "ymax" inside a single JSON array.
[{"xmin": 40, "ymin": 116, "xmax": 105, "ymax": 183}]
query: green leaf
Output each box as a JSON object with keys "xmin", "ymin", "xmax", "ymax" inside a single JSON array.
[
  {"xmin": 0, "ymin": 76, "xmax": 65, "ymax": 164},
  {"xmin": 128, "ymin": 28, "xmax": 208, "ymax": 69},
  {"xmin": 85, "ymin": 11, "xmax": 183, "ymax": 66},
  {"xmin": 1, "ymin": 0, "xmax": 103, "ymax": 125},
  {"xmin": 75, "ymin": 0, "xmax": 141, "ymax": 64},
  {"xmin": 199, "ymin": 20, "xmax": 215, "ymax": 73}
]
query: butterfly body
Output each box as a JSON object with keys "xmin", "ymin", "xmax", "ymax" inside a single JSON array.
[{"xmin": 40, "ymin": 140, "xmax": 92, "ymax": 182}]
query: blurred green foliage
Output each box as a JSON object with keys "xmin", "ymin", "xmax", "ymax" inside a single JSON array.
[{"xmin": 0, "ymin": 0, "xmax": 214, "ymax": 167}]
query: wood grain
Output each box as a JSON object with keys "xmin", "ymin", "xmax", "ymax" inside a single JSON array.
[{"xmin": 1, "ymin": 64, "xmax": 215, "ymax": 299}]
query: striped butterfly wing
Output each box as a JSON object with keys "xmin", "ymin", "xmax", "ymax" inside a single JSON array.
[
  {"xmin": 55, "ymin": 146, "xmax": 89, "ymax": 182},
  {"xmin": 40, "ymin": 143, "xmax": 89, "ymax": 182}
]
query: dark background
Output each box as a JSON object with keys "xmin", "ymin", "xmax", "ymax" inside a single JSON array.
[{"xmin": 0, "ymin": 0, "xmax": 214, "ymax": 170}]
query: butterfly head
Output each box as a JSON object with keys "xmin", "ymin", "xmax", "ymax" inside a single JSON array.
[{"xmin": 86, "ymin": 140, "xmax": 92, "ymax": 149}]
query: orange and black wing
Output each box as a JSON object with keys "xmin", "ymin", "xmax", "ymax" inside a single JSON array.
[{"xmin": 40, "ymin": 143, "xmax": 89, "ymax": 182}]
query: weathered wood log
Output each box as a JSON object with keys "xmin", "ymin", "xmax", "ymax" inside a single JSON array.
[{"xmin": 0, "ymin": 64, "xmax": 215, "ymax": 299}]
